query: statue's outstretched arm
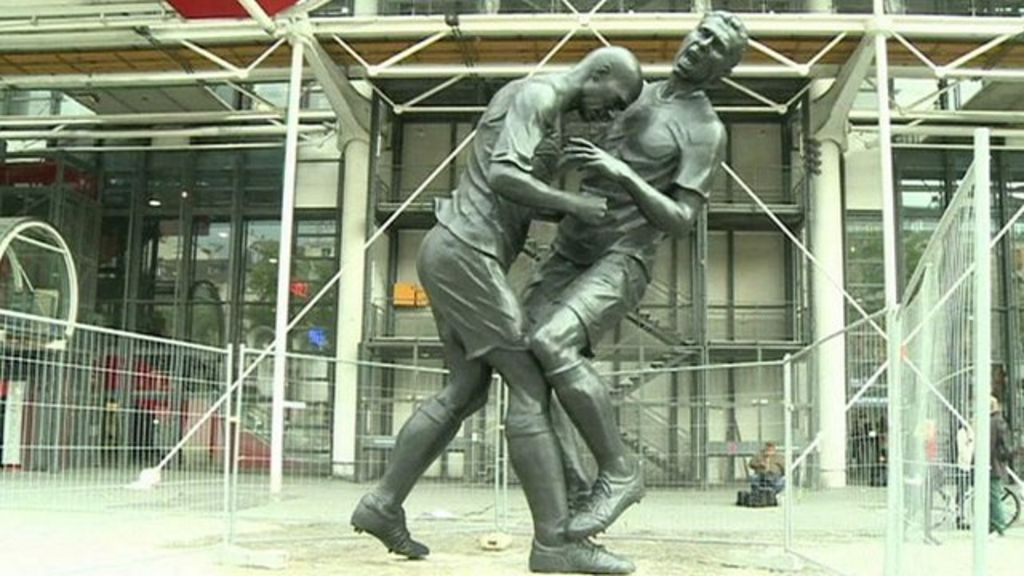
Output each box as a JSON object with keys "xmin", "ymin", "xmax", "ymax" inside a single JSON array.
[
  {"xmin": 564, "ymin": 137, "xmax": 700, "ymax": 236},
  {"xmin": 489, "ymin": 161, "xmax": 607, "ymax": 225}
]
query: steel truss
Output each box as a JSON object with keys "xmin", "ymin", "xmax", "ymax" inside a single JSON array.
[{"xmin": 0, "ymin": 7, "xmax": 1019, "ymax": 140}]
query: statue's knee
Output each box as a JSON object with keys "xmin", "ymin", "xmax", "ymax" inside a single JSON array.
[
  {"xmin": 419, "ymin": 396, "xmax": 458, "ymax": 427},
  {"xmin": 436, "ymin": 379, "xmax": 487, "ymax": 419},
  {"xmin": 505, "ymin": 408, "xmax": 551, "ymax": 438},
  {"xmin": 458, "ymin": 388, "xmax": 490, "ymax": 420},
  {"xmin": 529, "ymin": 325, "xmax": 572, "ymax": 370}
]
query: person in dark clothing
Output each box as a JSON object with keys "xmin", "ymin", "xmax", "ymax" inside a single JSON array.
[
  {"xmin": 990, "ymin": 396, "xmax": 1013, "ymax": 536},
  {"xmin": 748, "ymin": 442, "xmax": 786, "ymax": 495}
]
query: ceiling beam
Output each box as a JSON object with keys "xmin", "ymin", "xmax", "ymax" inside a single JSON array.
[
  {"xmin": 0, "ymin": 109, "xmax": 336, "ymax": 127},
  {"xmin": 1, "ymin": 14, "xmax": 1024, "ymax": 51},
  {"xmin": 0, "ymin": 123, "xmax": 330, "ymax": 140}
]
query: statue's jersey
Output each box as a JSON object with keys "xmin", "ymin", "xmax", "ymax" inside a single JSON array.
[
  {"xmin": 554, "ymin": 82, "xmax": 726, "ymax": 274},
  {"xmin": 436, "ymin": 77, "xmax": 560, "ymax": 270}
]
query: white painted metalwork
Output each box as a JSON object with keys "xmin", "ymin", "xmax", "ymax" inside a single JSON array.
[
  {"xmin": 0, "ymin": 307, "xmax": 230, "ymax": 510},
  {"xmin": 397, "ymin": 74, "xmax": 467, "ymax": 112},
  {"xmin": 940, "ymin": 32, "xmax": 1017, "ymax": 76},
  {"xmin": 0, "ymin": 124, "xmax": 329, "ymax": 140},
  {"xmin": 970, "ymin": 129, "xmax": 991, "ymax": 576},
  {"xmin": 180, "ymin": 39, "xmax": 245, "ymax": 75},
  {"xmin": 0, "ymin": 218, "xmax": 79, "ymax": 336},
  {"xmin": 369, "ymin": 29, "xmax": 450, "ymax": 75},
  {"xmin": 719, "ymin": 77, "xmax": 787, "ymax": 114},
  {"xmin": 747, "ymin": 38, "xmax": 806, "ymax": 75},
  {"xmin": 269, "ymin": 37, "xmax": 305, "ymax": 494},
  {"xmin": 874, "ymin": 22, "xmax": 904, "ymax": 576},
  {"xmin": 722, "ymin": 164, "xmax": 880, "ymax": 330},
  {"xmin": 0, "ymin": 109, "xmax": 332, "ymax": 128},
  {"xmin": 891, "ymin": 31, "xmax": 939, "ymax": 72},
  {"xmin": 237, "ymin": 0, "xmax": 278, "ymax": 33},
  {"xmin": 806, "ymin": 32, "xmax": 848, "ymax": 69}
]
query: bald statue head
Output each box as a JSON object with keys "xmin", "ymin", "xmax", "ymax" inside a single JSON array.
[
  {"xmin": 572, "ymin": 46, "xmax": 644, "ymax": 122},
  {"xmin": 673, "ymin": 11, "xmax": 748, "ymax": 86}
]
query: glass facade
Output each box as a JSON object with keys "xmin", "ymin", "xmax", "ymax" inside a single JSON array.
[
  {"xmin": 845, "ymin": 148, "xmax": 1024, "ymax": 427},
  {"xmin": 93, "ymin": 149, "xmax": 341, "ymax": 353}
]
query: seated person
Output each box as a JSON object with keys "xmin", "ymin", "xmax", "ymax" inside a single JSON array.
[{"xmin": 748, "ymin": 442, "xmax": 785, "ymax": 495}]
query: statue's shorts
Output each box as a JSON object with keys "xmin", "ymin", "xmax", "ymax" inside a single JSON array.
[
  {"xmin": 522, "ymin": 250, "xmax": 650, "ymax": 355},
  {"xmin": 417, "ymin": 225, "xmax": 529, "ymax": 360}
]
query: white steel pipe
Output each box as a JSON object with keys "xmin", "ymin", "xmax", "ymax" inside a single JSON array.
[
  {"xmin": 270, "ymin": 38, "xmax": 305, "ymax": 495},
  {"xmin": 971, "ymin": 128, "xmax": 991, "ymax": 576},
  {"xmin": 875, "ymin": 26, "xmax": 904, "ymax": 576},
  {"xmin": 0, "ymin": 125, "xmax": 328, "ymax": 140},
  {"xmin": 0, "ymin": 110, "xmax": 335, "ymax": 128},
  {"xmin": 3, "ymin": 14, "xmax": 1024, "ymax": 48},
  {"xmin": 237, "ymin": 0, "xmax": 277, "ymax": 33},
  {"xmin": 783, "ymin": 356, "xmax": 794, "ymax": 551}
]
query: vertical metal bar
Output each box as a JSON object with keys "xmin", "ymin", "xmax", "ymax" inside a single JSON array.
[
  {"xmin": 501, "ymin": 379, "xmax": 510, "ymax": 529},
  {"xmin": 222, "ymin": 344, "xmax": 234, "ymax": 546},
  {"xmin": 784, "ymin": 355, "xmax": 794, "ymax": 551},
  {"xmin": 493, "ymin": 374, "xmax": 502, "ymax": 531},
  {"xmin": 231, "ymin": 345, "xmax": 247, "ymax": 543},
  {"xmin": 873, "ymin": 14, "xmax": 906, "ymax": 575},
  {"xmin": 270, "ymin": 37, "xmax": 305, "ymax": 494},
  {"xmin": 696, "ymin": 202, "xmax": 709, "ymax": 487},
  {"xmin": 972, "ymin": 128, "xmax": 991, "ymax": 576}
]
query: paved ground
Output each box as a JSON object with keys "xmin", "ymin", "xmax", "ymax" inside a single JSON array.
[{"xmin": 2, "ymin": 478, "xmax": 1021, "ymax": 576}]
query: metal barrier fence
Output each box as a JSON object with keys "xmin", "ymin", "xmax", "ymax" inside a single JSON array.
[
  {"xmin": 220, "ymin": 351, "xmax": 795, "ymax": 550},
  {"xmin": 226, "ymin": 347, "xmax": 512, "ymax": 544},
  {"xmin": 2, "ymin": 303, "xmax": 1015, "ymax": 574},
  {"xmin": 783, "ymin": 312, "xmax": 889, "ymax": 575},
  {"xmin": 0, "ymin": 307, "xmax": 231, "ymax": 514}
]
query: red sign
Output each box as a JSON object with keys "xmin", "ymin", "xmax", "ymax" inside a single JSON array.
[
  {"xmin": 167, "ymin": 0, "xmax": 298, "ymax": 19},
  {"xmin": 289, "ymin": 281, "xmax": 310, "ymax": 299},
  {"xmin": 0, "ymin": 160, "xmax": 98, "ymax": 199}
]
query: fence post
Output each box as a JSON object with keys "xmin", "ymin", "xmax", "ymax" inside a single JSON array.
[
  {"xmin": 783, "ymin": 355, "xmax": 793, "ymax": 552},
  {"xmin": 971, "ymin": 127, "xmax": 991, "ymax": 576},
  {"xmin": 493, "ymin": 374, "xmax": 501, "ymax": 531},
  {"xmin": 884, "ymin": 309, "xmax": 904, "ymax": 576},
  {"xmin": 231, "ymin": 344, "xmax": 247, "ymax": 542},
  {"xmin": 222, "ymin": 344, "xmax": 234, "ymax": 547}
]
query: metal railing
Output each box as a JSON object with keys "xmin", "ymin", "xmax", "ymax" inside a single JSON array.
[{"xmin": 0, "ymin": 307, "xmax": 230, "ymax": 514}]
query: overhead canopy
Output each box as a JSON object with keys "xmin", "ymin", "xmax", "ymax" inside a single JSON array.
[{"xmin": 166, "ymin": 0, "xmax": 298, "ymax": 19}]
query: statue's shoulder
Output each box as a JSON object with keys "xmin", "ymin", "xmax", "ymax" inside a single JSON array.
[
  {"xmin": 517, "ymin": 78, "xmax": 560, "ymax": 112},
  {"xmin": 483, "ymin": 78, "xmax": 557, "ymax": 124},
  {"xmin": 673, "ymin": 99, "xmax": 725, "ymax": 146},
  {"xmin": 489, "ymin": 78, "xmax": 559, "ymax": 120}
]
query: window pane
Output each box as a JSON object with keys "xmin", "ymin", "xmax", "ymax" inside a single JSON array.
[{"xmin": 243, "ymin": 220, "xmax": 281, "ymax": 303}]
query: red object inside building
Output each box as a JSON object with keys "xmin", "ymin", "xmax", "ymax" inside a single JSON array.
[
  {"xmin": 0, "ymin": 160, "xmax": 98, "ymax": 199},
  {"xmin": 166, "ymin": 0, "xmax": 299, "ymax": 19}
]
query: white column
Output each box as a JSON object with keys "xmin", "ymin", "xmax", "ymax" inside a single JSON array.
[
  {"xmin": 270, "ymin": 39, "xmax": 304, "ymax": 494},
  {"xmin": 809, "ymin": 105, "xmax": 848, "ymax": 488},
  {"xmin": 332, "ymin": 137, "xmax": 370, "ymax": 478},
  {"xmin": 807, "ymin": 0, "xmax": 845, "ymax": 492}
]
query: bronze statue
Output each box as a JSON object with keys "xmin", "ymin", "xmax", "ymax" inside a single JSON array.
[
  {"xmin": 523, "ymin": 11, "xmax": 749, "ymax": 538},
  {"xmin": 352, "ymin": 11, "xmax": 749, "ymax": 571},
  {"xmin": 352, "ymin": 45, "xmax": 643, "ymax": 573}
]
